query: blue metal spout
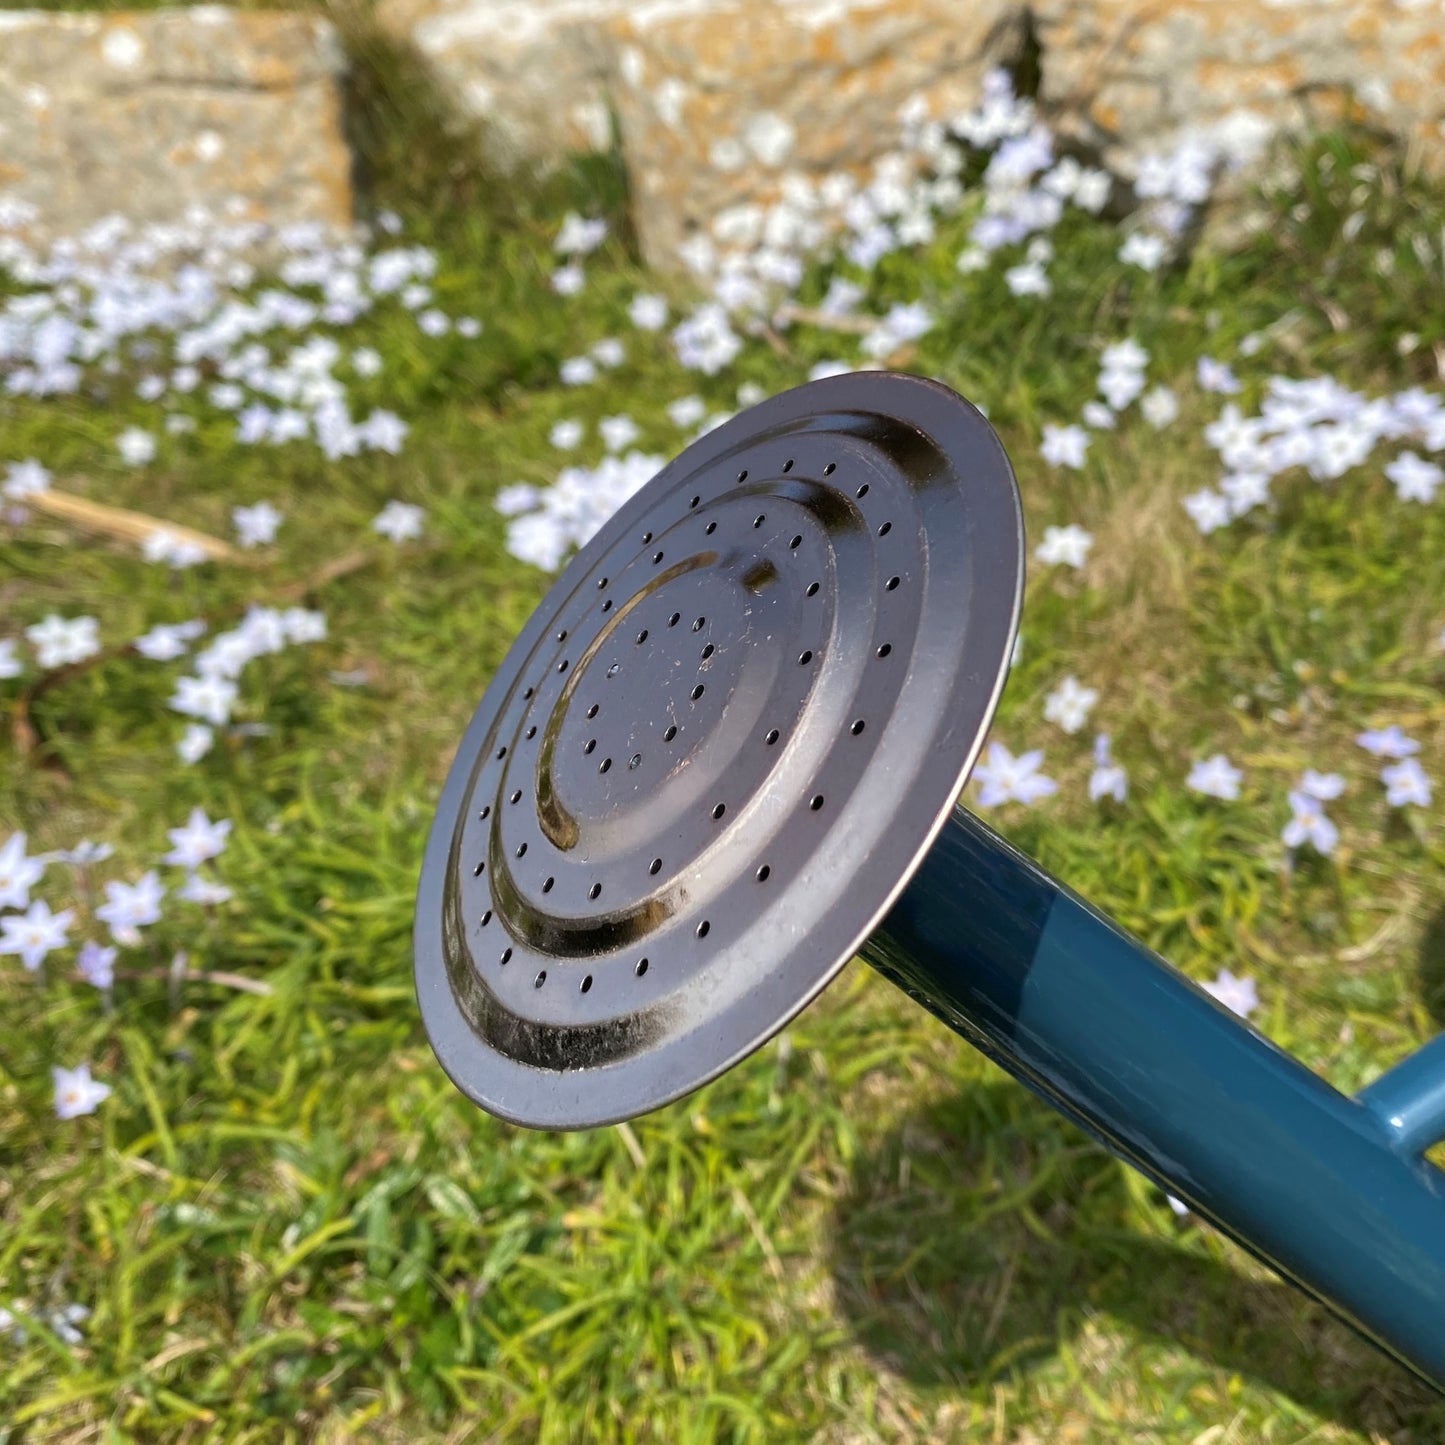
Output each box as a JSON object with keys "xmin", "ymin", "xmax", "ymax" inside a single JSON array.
[{"xmin": 865, "ymin": 803, "xmax": 1445, "ymax": 1395}]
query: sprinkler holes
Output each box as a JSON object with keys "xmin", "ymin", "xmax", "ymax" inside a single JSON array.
[
  {"xmin": 630, "ymin": 753, "xmax": 642, "ymax": 770},
  {"xmin": 886, "ymin": 575, "xmax": 900, "ymax": 591},
  {"xmin": 790, "ymin": 534, "xmax": 802, "ymax": 549},
  {"xmin": 598, "ymin": 577, "xmax": 608, "ymax": 590},
  {"xmin": 669, "ymin": 612, "xmax": 681, "ymax": 627},
  {"xmin": 589, "ymin": 882, "xmax": 602, "ymax": 900},
  {"xmin": 705, "ymin": 521, "xmax": 717, "ymax": 534},
  {"xmin": 851, "ymin": 718, "xmax": 866, "ymax": 735},
  {"xmin": 636, "ymin": 628, "xmax": 649, "ymax": 645},
  {"xmin": 756, "ymin": 864, "xmax": 771, "ymax": 882},
  {"xmin": 690, "ymin": 495, "xmax": 700, "ymax": 509},
  {"xmin": 496, "ymin": 746, "xmax": 507, "ymax": 760},
  {"xmin": 878, "ymin": 520, "xmax": 891, "ymax": 537},
  {"xmin": 481, "ymin": 909, "xmax": 492, "ymax": 926},
  {"xmin": 501, "ymin": 947, "xmax": 511, "ymax": 965},
  {"xmin": 823, "ymin": 462, "xmax": 836, "ymax": 476},
  {"xmin": 799, "ymin": 650, "xmax": 812, "ymax": 666},
  {"xmin": 543, "ymin": 876, "xmax": 554, "ymax": 893},
  {"xmin": 653, "ymin": 551, "xmax": 664, "ymax": 564},
  {"xmin": 737, "ymin": 469, "xmax": 748, "ymax": 483},
  {"xmin": 526, "ymin": 724, "xmax": 537, "ymax": 739},
  {"xmin": 642, "ymin": 531, "xmax": 653, "ymax": 544},
  {"xmin": 783, "ymin": 458, "xmax": 794, "ymax": 472},
  {"xmin": 806, "ymin": 581, "xmax": 820, "ymax": 597},
  {"xmin": 857, "ymin": 483, "xmax": 869, "ymax": 499},
  {"xmin": 712, "ymin": 802, "xmax": 726, "ymax": 820},
  {"xmin": 693, "ymin": 617, "xmax": 706, "ymax": 631},
  {"xmin": 535, "ymin": 970, "xmax": 546, "ymax": 988},
  {"xmin": 557, "ymin": 629, "xmax": 568, "ymax": 643},
  {"xmin": 810, "ymin": 795, "xmax": 825, "ymax": 811},
  {"xmin": 581, "ymin": 974, "xmax": 593, "ymax": 993},
  {"xmin": 479, "ymin": 805, "xmax": 491, "ymax": 820},
  {"xmin": 473, "ymin": 860, "xmax": 485, "ymax": 876},
  {"xmin": 649, "ymin": 857, "xmax": 662, "ymax": 876},
  {"xmin": 602, "ymin": 599, "xmax": 612, "ymax": 612},
  {"xmin": 587, "ymin": 703, "xmax": 599, "ymax": 719},
  {"xmin": 636, "ymin": 957, "xmax": 650, "ymax": 977},
  {"xmin": 584, "ymin": 738, "xmax": 596, "ymax": 755},
  {"xmin": 877, "ymin": 643, "xmax": 893, "ymax": 659},
  {"xmin": 753, "ymin": 514, "xmax": 765, "ymax": 528},
  {"xmin": 557, "ymin": 658, "xmax": 569, "ymax": 673},
  {"xmin": 524, "ymin": 687, "xmax": 534, "ymax": 700},
  {"xmin": 765, "ymin": 728, "xmax": 779, "ymax": 745},
  {"xmin": 701, "ymin": 643, "xmax": 715, "ymax": 660},
  {"xmin": 516, "ymin": 842, "xmax": 528, "ymax": 858},
  {"xmin": 599, "ymin": 757, "xmax": 612, "ymax": 774},
  {"xmin": 510, "ymin": 789, "xmax": 522, "ymax": 804},
  {"xmin": 664, "ymin": 724, "xmax": 678, "ymax": 742},
  {"xmin": 696, "ymin": 920, "xmax": 710, "ymax": 939},
  {"xmin": 690, "ymin": 684, "xmax": 705, "ymax": 701}
]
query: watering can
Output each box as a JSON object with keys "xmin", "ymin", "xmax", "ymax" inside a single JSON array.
[{"xmin": 412, "ymin": 373, "xmax": 1445, "ymax": 1395}]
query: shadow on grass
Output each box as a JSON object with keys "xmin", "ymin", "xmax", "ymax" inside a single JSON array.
[
  {"xmin": 1417, "ymin": 898, "xmax": 1445, "ymax": 1033},
  {"xmin": 828, "ymin": 1082, "xmax": 1445, "ymax": 1440}
]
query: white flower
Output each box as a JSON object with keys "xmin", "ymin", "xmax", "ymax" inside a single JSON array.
[
  {"xmin": 141, "ymin": 529, "xmax": 209, "ymax": 569},
  {"xmin": 1035, "ymin": 523, "xmax": 1093, "ymax": 569},
  {"xmin": 1119, "ymin": 232, "xmax": 1166, "ymax": 271},
  {"xmin": 1100, "ymin": 340, "xmax": 1149, "ymax": 373},
  {"xmin": 591, "ymin": 339, "xmax": 627, "ymax": 372},
  {"xmin": 1167, "ymin": 1194, "xmax": 1190, "ymax": 1217},
  {"xmin": 1040, "ymin": 423, "xmax": 1088, "ymax": 469},
  {"xmin": 1182, "ymin": 488, "xmax": 1232, "ymax": 535},
  {"xmin": 0, "ymin": 832, "xmax": 45, "ymax": 911},
  {"xmin": 1355, "ymin": 725, "xmax": 1420, "ymax": 758},
  {"xmin": 351, "ymin": 347, "xmax": 383, "ymax": 378},
  {"xmin": 47, "ymin": 840, "xmax": 113, "ymax": 868},
  {"xmin": 1081, "ymin": 400, "xmax": 1116, "ymax": 430},
  {"xmin": 971, "ymin": 741, "xmax": 1059, "ymax": 808},
  {"xmin": 233, "ymin": 500, "xmax": 282, "ymax": 547},
  {"xmin": 629, "ymin": 294, "xmax": 669, "ymax": 330},
  {"xmin": 76, "ymin": 941, "xmax": 116, "ymax": 989},
  {"xmin": 280, "ymin": 608, "xmax": 326, "ymax": 644},
  {"xmin": 1098, "ymin": 366, "xmax": 1145, "ymax": 411},
  {"xmin": 554, "ymin": 212, "xmax": 608, "ymax": 256},
  {"xmin": 134, "ymin": 622, "xmax": 197, "ymax": 662},
  {"xmin": 1196, "ymin": 356, "xmax": 1242, "ymax": 395},
  {"xmin": 178, "ymin": 873, "xmax": 233, "ymax": 905},
  {"xmin": 0, "ymin": 898, "xmax": 72, "ymax": 970},
  {"xmin": 666, "ymin": 395, "xmax": 707, "ymax": 429},
  {"xmin": 1187, "ymin": 753, "xmax": 1243, "ymax": 800},
  {"xmin": 360, "ymin": 410, "xmax": 408, "ymax": 454},
  {"xmin": 169, "ymin": 674, "xmax": 238, "ymax": 727},
  {"xmin": 1043, "ymin": 675, "xmax": 1099, "ymax": 734},
  {"xmin": 52, "ymin": 1063, "xmax": 111, "ymax": 1120},
  {"xmin": 1004, "ymin": 260, "xmax": 1051, "ymax": 297},
  {"xmin": 117, "ymin": 427, "xmax": 157, "ymax": 465},
  {"xmin": 1141, "ymin": 386, "xmax": 1179, "ymax": 429},
  {"xmin": 1200, "ymin": 968, "xmax": 1259, "ymax": 1018},
  {"xmin": 560, "ymin": 356, "xmax": 597, "ymax": 385},
  {"xmin": 1300, "ymin": 769, "xmax": 1346, "ymax": 800},
  {"xmin": 25, "ymin": 614, "xmax": 100, "ymax": 669},
  {"xmin": 163, "ymin": 808, "xmax": 232, "ymax": 869},
  {"xmin": 1281, "ymin": 789, "xmax": 1339, "ymax": 854},
  {"xmin": 1381, "ymin": 757, "xmax": 1432, "ymax": 808},
  {"xmin": 1384, "ymin": 451, "xmax": 1442, "ymax": 504},
  {"xmin": 0, "ymin": 640, "xmax": 21, "ymax": 679},
  {"xmin": 551, "ymin": 265, "xmax": 585, "ymax": 297},
  {"xmin": 3, "ymin": 459, "xmax": 50, "ymax": 499},
  {"xmin": 372, "ymin": 500, "xmax": 424, "ymax": 542},
  {"xmin": 599, "ymin": 414, "xmax": 640, "ymax": 452},
  {"xmin": 1220, "ymin": 470, "xmax": 1271, "ymax": 518},
  {"xmin": 549, "ymin": 419, "xmax": 584, "ymax": 450},
  {"xmin": 177, "ymin": 724, "xmax": 214, "ymax": 765},
  {"xmin": 95, "ymin": 871, "xmax": 164, "ymax": 942},
  {"xmin": 456, "ymin": 317, "xmax": 482, "ymax": 338}
]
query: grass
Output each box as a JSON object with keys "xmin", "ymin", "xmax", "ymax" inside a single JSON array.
[{"xmin": 2, "ymin": 22, "xmax": 1445, "ymax": 1441}]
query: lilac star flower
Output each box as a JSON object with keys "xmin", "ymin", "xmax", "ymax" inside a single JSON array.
[
  {"xmin": 177, "ymin": 873, "xmax": 233, "ymax": 905},
  {"xmin": 1356, "ymin": 725, "xmax": 1420, "ymax": 758},
  {"xmin": 1381, "ymin": 757, "xmax": 1432, "ymax": 808},
  {"xmin": 169, "ymin": 674, "xmax": 238, "ymax": 727},
  {"xmin": 1034, "ymin": 524, "xmax": 1093, "ymax": 568},
  {"xmin": 1281, "ymin": 789, "xmax": 1339, "ymax": 855},
  {"xmin": 971, "ymin": 741, "xmax": 1059, "ymax": 808},
  {"xmin": 1040, "ymin": 424, "xmax": 1089, "ymax": 469},
  {"xmin": 1299, "ymin": 769, "xmax": 1345, "ymax": 801},
  {"xmin": 371, "ymin": 500, "xmax": 424, "ymax": 542},
  {"xmin": 1196, "ymin": 356, "xmax": 1242, "ymax": 395},
  {"xmin": 76, "ymin": 940, "xmax": 116, "ymax": 988},
  {"xmin": 1187, "ymin": 753, "xmax": 1243, "ymax": 800},
  {"xmin": 0, "ymin": 899, "xmax": 73, "ymax": 970},
  {"xmin": 177, "ymin": 724, "xmax": 214, "ymax": 765},
  {"xmin": 95, "ymin": 871, "xmax": 164, "ymax": 944},
  {"xmin": 233, "ymin": 500, "xmax": 283, "ymax": 547},
  {"xmin": 1200, "ymin": 967, "xmax": 1259, "ymax": 1018},
  {"xmin": 0, "ymin": 640, "xmax": 21, "ymax": 679},
  {"xmin": 0, "ymin": 832, "xmax": 45, "ymax": 910},
  {"xmin": 52, "ymin": 1063, "xmax": 111, "ymax": 1119},
  {"xmin": 1043, "ymin": 675, "xmax": 1098, "ymax": 734},
  {"xmin": 163, "ymin": 808, "xmax": 232, "ymax": 869}
]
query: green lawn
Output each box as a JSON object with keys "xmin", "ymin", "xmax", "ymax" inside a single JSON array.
[{"xmin": 2, "ymin": 24, "xmax": 1445, "ymax": 1441}]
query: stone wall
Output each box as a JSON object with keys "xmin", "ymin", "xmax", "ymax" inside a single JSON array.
[{"xmin": 0, "ymin": 8, "xmax": 352, "ymax": 245}]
